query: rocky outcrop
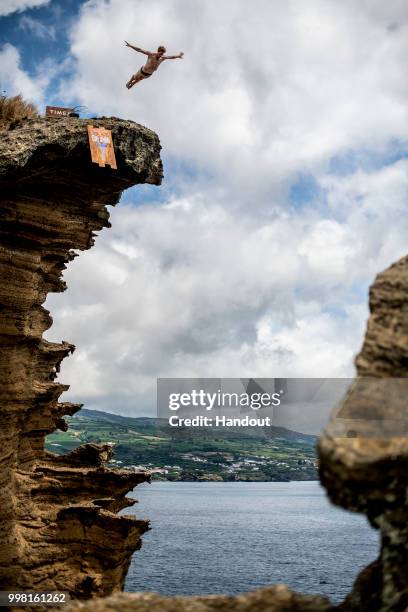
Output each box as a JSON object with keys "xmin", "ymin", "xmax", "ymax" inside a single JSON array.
[
  {"xmin": 59, "ymin": 585, "xmax": 334, "ymax": 612},
  {"xmin": 319, "ymin": 256, "xmax": 408, "ymax": 611},
  {"xmin": 0, "ymin": 117, "xmax": 162, "ymax": 598}
]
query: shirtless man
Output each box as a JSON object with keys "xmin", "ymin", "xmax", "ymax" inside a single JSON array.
[{"xmin": 125, "ymin": 42, "xmax": 184, "ymax": 89}]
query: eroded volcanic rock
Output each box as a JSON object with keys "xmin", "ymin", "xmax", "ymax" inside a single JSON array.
[
  {"xmin": 0, "ymin": 117, "xmax": 162, "ymax": 598},
  {"xmin": 319, "ymin": 256, "xmax": 408, "ymax": 611},
  {"xmin": 58, "ymin": 585, "xmax": 334, "ymax": 612}
]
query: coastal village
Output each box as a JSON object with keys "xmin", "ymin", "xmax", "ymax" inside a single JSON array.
[{"xmin": 47, "ymin": 409, "xmax": 318, "ymax": 482}]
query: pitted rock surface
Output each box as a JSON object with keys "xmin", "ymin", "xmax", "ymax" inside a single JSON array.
[{"xmin": 0, "ymin": 117, "xmax": 161, "ymax": 599}]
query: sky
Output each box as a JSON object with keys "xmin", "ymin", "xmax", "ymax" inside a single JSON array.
[{"xmin": 1, "ymin": 0, "xmax": 407, "ymax": 420}]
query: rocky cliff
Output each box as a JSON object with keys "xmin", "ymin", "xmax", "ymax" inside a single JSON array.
[
  {"xmin": 319, "ymin": 255, "xmax": 408, "ymax": 611},
  {"xmin": 0, "ymin": 117, "xmax": 162, "ymax": 598}
]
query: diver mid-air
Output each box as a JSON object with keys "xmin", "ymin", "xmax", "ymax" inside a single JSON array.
[{"xmin": 125, "ymin": 41, "xmax": 184, "ymax": 89}]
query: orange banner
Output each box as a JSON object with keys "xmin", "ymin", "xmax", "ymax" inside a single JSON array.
[{"xmin": 87, "ymin": 125, "xmax": 117, "ymax": 169}]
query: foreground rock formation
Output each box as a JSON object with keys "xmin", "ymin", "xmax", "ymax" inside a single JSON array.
[
  {"xmin": 62, "ymin": 258, "xmax": 408, "ymax": 612},
  {"xmin": 0, "ymin": 117, "xmax": 162, "ymax": 597},
  {"xmin": 319, "ymin": 255, "xmax": 408, "ymax": 611},
  {"xmin": 62, "ymin": 586, "xmax": 333, "ymax": 611}
]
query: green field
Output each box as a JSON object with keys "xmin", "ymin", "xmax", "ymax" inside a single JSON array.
[{"xmin": 46, "ymin": 409, "xmax": 318, "ymax": 482}]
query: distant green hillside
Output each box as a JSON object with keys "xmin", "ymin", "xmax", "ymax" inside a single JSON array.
[{"xmin": 46, "ymin": 409, "xmax": 318, "ymax": 482}]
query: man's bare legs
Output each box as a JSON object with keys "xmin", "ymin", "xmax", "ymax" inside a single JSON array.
[{"xmin": 126, "ymin": 72, "xmax": 144, "ymax": 89}]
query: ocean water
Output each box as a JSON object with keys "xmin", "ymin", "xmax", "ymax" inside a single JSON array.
[{"xmin": 124, "ymin": 481, "xmax": 378, "ymax": 603}]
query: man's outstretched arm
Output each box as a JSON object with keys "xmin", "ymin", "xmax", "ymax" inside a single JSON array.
[
  {"xmin": 124, "ymin": 41, "xmax": 150, "ymax": 55},
  {"xmin": 163, "ymin": 52, "xmax": 184, "ymax": 60}
]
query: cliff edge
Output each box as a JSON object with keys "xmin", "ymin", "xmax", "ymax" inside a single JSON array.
[{"xmin": 0, "ymin": 117, "xmax": 162, "ymax": 598}]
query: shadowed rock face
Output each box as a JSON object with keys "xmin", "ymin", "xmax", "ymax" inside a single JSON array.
[
  {"xmin": 0, "ymin": 117, "xmax": 162, "ymax": 598},
  {"xmin": 319, "ymin": 256, "xmax": 408, "ymax": 611}
]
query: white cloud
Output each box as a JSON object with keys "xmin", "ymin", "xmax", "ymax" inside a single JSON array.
[
  {"xmin": 0, "ymin": 44, "xmax": 47, "ymax": 103},
  {"xmin": 63, "ymin": 0, "xmax": 408, "ymax": 192},
  {"xmin": 0, "ymin": 42, "xmax": 66, "ymax": 107},
  {"xmin": 45, "ymin": 156, "xmax": 407, "ymax": 416},
  {"xmin": 41, "ymin": 1, "xmax": 408, "ymax": 422},
  {"xmin": 0, "ymin": 0, "xmax": 49, "ymax": 17},
  {"xmin": 298, "ymin": 220, "xmax": 358, "ymax": 280},
  {"xmin": 322, "ymin": 159, "xmax": 408, "ymax": 272}
]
